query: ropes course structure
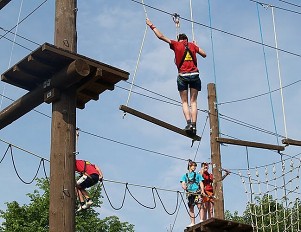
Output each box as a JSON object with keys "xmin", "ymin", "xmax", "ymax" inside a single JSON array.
[{"xmin": 1, "ymin": 0, "xmax": 301, "ymax": 231}]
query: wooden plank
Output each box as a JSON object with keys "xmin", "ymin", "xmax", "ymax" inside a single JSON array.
[
  {"xmin": 120, "ymin": 105, "xmax": 201, "ymax": 141},
  {"xmin": 282, "ymin": 138, "xmax": 301, "ymax": 147},
  {"xmin": 0, "ymin": 0, "xmax": 11, "ymax": 10},
  {"xmin": 216, "ymin": 137, "xmax": 285, "ymax": 151}
]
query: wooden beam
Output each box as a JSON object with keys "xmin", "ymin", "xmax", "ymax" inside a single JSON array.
[
  {"xmin": 0, "ymin": 0, "xmax": 11, "ymax": 10},
  {"xmin": 216, "ymin": 137, "xmax": 285, "ymax": 151},
  {"xmin": 282, "ymin": 138, "xmax": 301, "ymax": 147},
  {"xmin": 208, "ymin": 83, "xmax": 224, "ymax": 219},
  {"xmin": 120, "ymin": 105, "xmax": 201, "ymax": 141}
]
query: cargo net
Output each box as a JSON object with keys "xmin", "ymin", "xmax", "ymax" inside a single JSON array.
[{"xmin": 238, "ymin": 157, "xmax": 301, "ymax": 232}]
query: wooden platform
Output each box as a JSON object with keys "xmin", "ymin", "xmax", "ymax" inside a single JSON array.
[
  {"xmin": 1, "ymin": 43, "xmax": 129, "ymax": 109},
  {"xmin": 184, "ymin": 218, "xmax": 253, "ymax": 232}
]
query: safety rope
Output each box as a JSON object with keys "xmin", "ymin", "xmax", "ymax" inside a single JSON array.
[
  {"xmin": 256, "ymin": 3, "xmax": 279, "ymax": 145},
  {"xmin": 0, "ymin": 0, "xmax": 24, "ymax": 111},
  {"xmin": 271, "ymin": 6, "xmax": 288, "ymax": 139},
  {"xmin": 207, "ymin": 0, "xmax": 222, "ymax": 137},
  {"xmin": 189, "ymin": 0, "xmax": 195, "ymax": 41},
  {"xmin": 123, "ymin": 0, "xmax": 148, "ymax": 118}
]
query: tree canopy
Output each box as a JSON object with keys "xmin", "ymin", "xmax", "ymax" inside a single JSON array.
[{"xmin": 0, "ymin": 178, "xmax": 134, "ymax": 232}]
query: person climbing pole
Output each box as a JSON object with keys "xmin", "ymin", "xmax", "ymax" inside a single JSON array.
[
  {"xmin": 146, "ymin": 18, "xmax": 206, "ymax": 135},
  {"xmin": 180, "ymin": 160, "xmax": 205, "ymax": 227},
  {"xmin": 75, "ymin": 159, "xmax": 103, "ymax": 212}
]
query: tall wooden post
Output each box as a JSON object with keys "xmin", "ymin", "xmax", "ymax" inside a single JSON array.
[
  {"xmin": 207, "ymin": 83, "xmax": 224, "ymax": 219},
  {"xmin": 49, "ymin": 0, "xmax": 77, "ymax": 231}
]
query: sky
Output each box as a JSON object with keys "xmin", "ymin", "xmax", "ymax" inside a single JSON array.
[{"xmin": 0, "ymin": 0, "xmax": 301, "ymax": 231}]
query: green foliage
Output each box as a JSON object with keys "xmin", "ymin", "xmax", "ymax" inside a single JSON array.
[{"xmin": 0, "ymin": 178, "xmax": 134, "ymax": 232}]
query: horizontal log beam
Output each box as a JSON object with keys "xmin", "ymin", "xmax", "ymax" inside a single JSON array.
[
  {"xmin": 0, "ymin": 0, "xmax": 11, "ymax": 10},
  {"xmin": 282, "ymin": 138, "xmax": 301, "ymax": 147},
  {"xmin": 216, "ymin": 137, "xmax": 285, "ymax": 151},
  {"xmin": 120, "ymin": 105, "xmax": 201, "ymax": 141}
]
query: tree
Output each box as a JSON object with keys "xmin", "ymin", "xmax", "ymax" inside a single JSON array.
[{"xmin": 0, "ymin": 178, "xmax": 134, "ymax": 232}]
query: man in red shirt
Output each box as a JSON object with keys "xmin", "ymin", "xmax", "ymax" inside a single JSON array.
[
  {"xmin": 146, "ymin": 18, "xmax": 206, "ymax": 134},
  {"xmin": 75, "ymin": 159, "xmax": 103, "ymax": 212}
]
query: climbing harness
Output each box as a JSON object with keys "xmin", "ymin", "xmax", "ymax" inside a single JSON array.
[{"xmin": 177, "ymin": 44, "xmax": 197, "ymax": 71}]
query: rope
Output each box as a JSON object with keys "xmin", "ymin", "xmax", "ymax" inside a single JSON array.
[
  {"xmin": 0, "ymin": 0, "xmax": 24, "ymax": 111},
  {"xmin": 192, "ymin": 115, "xmax": 208, "ymax": 161},
  {"xmin": 256, "ymin": 3, "xmax": 279, "ymax": 145},
  {"xmin": 207, "ymin": 0, "xmax": 221, "ymax": 135},
  {"xmin": 123, "ymin": 0, "xmax": 148, "ymax": 118},
  {"xmin": 189, "ymin": 0, "xmax": 195, "ymax": 41},
  {"xmin": 130, "ymin": 0, "xmax": 301, "ymax": 58},
  {"xmin": 271, "ymin": 6, "xmax": 288, "ymax": 139}
]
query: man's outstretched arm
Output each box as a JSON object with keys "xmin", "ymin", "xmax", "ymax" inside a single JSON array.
[{"xmin": 146, "ymin": 18, "xmax": 171, "ymax": 44}]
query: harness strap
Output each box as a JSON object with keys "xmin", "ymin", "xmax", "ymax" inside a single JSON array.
[{"xmin": 178, "ymin": 44, "xmax": 197, "ymax": 71}]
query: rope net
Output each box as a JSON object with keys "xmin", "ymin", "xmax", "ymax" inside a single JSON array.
[{"xmin": 239, "ymin": 158, "xmax": 301, "ymax": 232}]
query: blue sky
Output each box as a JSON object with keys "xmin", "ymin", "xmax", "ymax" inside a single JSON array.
[{"xmin": 1, "ymin": 0, "xmax": 301, "ymax": 231}]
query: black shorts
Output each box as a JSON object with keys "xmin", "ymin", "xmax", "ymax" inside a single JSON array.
[
  {"xmin": 78, "ymin": 174, "xmax": 99, "ymax": 189},
  {"xmin": 177, "ymin": 73, "xmax": 202, "ymax": 91}
]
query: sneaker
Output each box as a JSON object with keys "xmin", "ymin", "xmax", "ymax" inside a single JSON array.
[
  {"xmin": 82, "ymin": 200, "xmax": 93, "ymax": 210},
  {"xmin": 187, "ymin": 223, "xmax": 194, "ymax": 227},
  {"xmin": 184, "ymin": 124, "xmax": 192, "ymax": 132},
  {"xmin": 191, "ymin": 126, "xmax": 197, "ymax": 135},
  {"xmin": 76, "ymin": 205, "xmax": 83, "ymax": 212}
]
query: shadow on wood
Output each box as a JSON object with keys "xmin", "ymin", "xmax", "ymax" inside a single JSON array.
[{"xmin": 184, "ymin": 218, "xmax": 253, "ymax": 232}]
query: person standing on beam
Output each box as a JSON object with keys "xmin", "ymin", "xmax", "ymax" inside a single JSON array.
[{"xmin": 146, "ymin": 18, "xmax": 206, "ymax": 135}]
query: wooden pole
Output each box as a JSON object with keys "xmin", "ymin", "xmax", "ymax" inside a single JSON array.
[
  {"xmin": 207, "ymin": 83, "xmax": 224, "ymax": 219},
  {"xmin": 49, "ymin": 0, "xmax": 77, "ymax": 231}
]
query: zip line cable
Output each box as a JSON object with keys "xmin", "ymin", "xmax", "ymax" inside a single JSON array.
[
  {"xmin": 249, "ymin": 0, "xmax": 301, "ymax": 15},
  {"xmin": 217, "ymin": 79, "xmax": 301, "ymax": 105},
  {"xmin": 77, "ymin": 128, "xmax": 189, "ymax": 162},
  {"xmin": 0, "ymin": 0, "xmax": 48, "ymax": 42},
  {"xmin": 256, "ymin": 3, "xmax": 279, "ymax": 145},
  {"xmin": 0, "ymin": 137, "xmax": 50, "ymax": 162},
  {"xmin": 278, "ymin": 0, "xmax": 301, "ymax": 8},
  {"xmin": 0, "ymin": 26, "xmax": 41, "ymax": 46},
  {"xmin": 271, "ymin": 6, "xmax": 288, "ymax": 139},
  {"xmin": 129, "ymin": 0, "xmax": 301, "ymax": 58}
]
